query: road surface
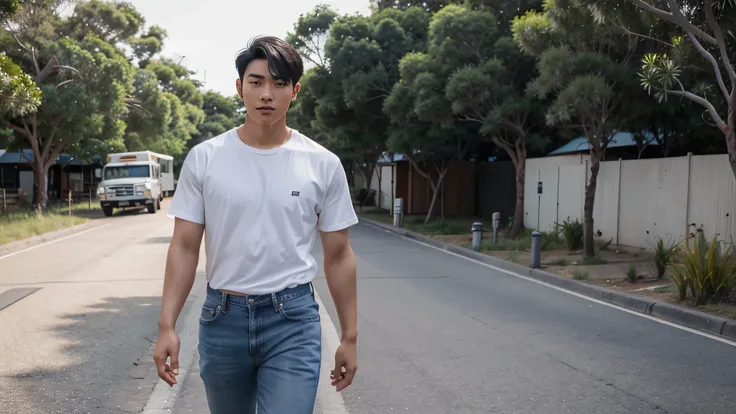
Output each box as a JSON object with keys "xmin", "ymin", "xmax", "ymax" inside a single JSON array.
[
  {"xmin": 1, "ymin": 203, "xmax": 734, "ymax": 413},
  {"xmin": 313, "ymin": 223, "xmax": 736, "ymax": 414}
]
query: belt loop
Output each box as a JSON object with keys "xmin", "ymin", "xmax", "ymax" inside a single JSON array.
[
  {"xmin": 271, "ymin": 293, "xmax": 279, "ymax": 312},
  {"xmin": 221, "ymin": 291, "xmax": 228, "ymax": 313},
  {"xmin": 309, "ymin": 282, "xmax": 314, "ymax": 297}
]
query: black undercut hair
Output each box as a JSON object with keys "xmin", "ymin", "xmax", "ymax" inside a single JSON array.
[{"xmin": 235, "ymin": 36, "xmax": 304, "ymax": 86}]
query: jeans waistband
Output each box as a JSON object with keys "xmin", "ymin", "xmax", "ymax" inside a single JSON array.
[{"xmin": 206, "ymin": 282, "xmax": 314, "ymax": 311}]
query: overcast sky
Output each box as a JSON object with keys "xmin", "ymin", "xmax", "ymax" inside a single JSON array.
[{"xmin": 126, "ymin": 0, "xmax": 372, "ymax": 97}]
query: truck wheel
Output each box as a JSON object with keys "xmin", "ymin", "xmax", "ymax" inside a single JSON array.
[
  {"xmin": 102, "ymin": 206, "xmax": 113, "ymax": 217},
  {"xmin": 147, "ymin": 202, "xmax": 157, "ymax": 214}
]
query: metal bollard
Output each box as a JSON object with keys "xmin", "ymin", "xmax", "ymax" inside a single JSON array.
[
  {"xmin": 492, "ymin": 212, "xmax": 500, "ymax": 244},
  {"xmin": 393, "ymin": 198, "xmax": 404, "ymax": 228},
  {"xmin": 472, "ymin": 222, "xmax": 483, "ymax": 252},
  {"xmin": 531, "ymin": 231, "xmax": 542, "ymax": 269}
]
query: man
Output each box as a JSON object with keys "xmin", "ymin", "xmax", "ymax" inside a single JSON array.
[{"xmin": 152, "ymin": 36, "xmax": 359, "ymax": 414}]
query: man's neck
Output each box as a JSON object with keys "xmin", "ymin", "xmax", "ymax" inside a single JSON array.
[{"xmin": 237, "ymin": 119, "xmax": 292, "ymax": 150}]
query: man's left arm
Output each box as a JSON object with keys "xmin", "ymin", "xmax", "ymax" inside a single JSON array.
[
  {"xmin": 320, "ymin": 229, "xmax": 358, "ymax": 391},
  {"xmin": 317, "ymin": 161, "xmax": 360, "ymax": 392}
]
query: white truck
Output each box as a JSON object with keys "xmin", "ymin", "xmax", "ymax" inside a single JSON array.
[{"xmin": 96, "ymin": 151, "xmax": 174, "ymax": 217}]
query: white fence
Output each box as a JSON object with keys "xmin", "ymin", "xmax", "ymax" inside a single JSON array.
[
  {"xmin": 524, "ymin": 153, "xmax": 736, "ymax": 249},
  {"xmin": 353, "ymin": 165, "xmax": 396, "ymax": 211}
]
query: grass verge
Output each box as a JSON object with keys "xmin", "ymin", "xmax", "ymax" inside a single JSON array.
[{"xmin": 0, "ymin": 203, "xmax": 97, "ymax": 246}]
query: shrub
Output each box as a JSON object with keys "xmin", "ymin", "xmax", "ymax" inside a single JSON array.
[
  {"xmin": 627, "ymin": 265, "xmax": 637, "ymax": 284},
  {"xmin": 653, "ymin": 236, "xmax": 682, "ymax": 280},
  {"xmin": 554, "ymin": 217, "xmax": 583, "ymax": 252},
  {"xmin": 572, "ymin": 270, "xmax": 589, "ymax": 280},
  {"xmin": 669, "ymin": 231, "xmax": 736, "ymax": 305}
]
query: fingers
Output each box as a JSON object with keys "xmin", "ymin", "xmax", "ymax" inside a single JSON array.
[
  {"xmin": 170, "ymin": 347, "xmax": 180, "ymax": 376},
  {"xmin": 153, "ymin": 350, "xmax": 178, "ymax": 387},
  {"xmin": 331, "ymin": 360, "xmax": 357, "ymax": 392},
  {"xmin": 333, "ymin": 364, "xmax": 357, "ymax": 392}
]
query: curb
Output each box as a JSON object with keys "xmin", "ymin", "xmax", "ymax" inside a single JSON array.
[{"xmin": 359, "ymin": 217, "xmax": 736, "ymax": 342}]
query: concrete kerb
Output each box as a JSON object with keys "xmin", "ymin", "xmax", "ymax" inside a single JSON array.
[{"xmin": 358, "ymin": 216, "xmax": 736, "ymax": 342}]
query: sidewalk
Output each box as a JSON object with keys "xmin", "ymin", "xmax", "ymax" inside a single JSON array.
[{"xmin": 167, "ymin": 291, "xmax": 349, "ymax": 414}]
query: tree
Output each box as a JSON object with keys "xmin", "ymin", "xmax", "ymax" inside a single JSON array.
[
  {"xmin": 448, "ymin": 43, "xmax": 546, "ymax": 238},
  {"xmin": 606, "ymin": 0, "xmax": 736, "ymax": 177},
  {"xmin": 313, "ymin": 7, "xmax": 431, "ymax": 194},
  {"xmin": 125, "ymin": 58, "xmax": 206, "ymax": 158},
  {"xmin": 513, "ymin": 0, "xmax": 647, "ymax": 257},
  {"xmin": 371, "ymin": 0, "xmax": 460, "ymax": 12},
  {"xmin": 285, "ymin": 4, "xmax": 338, "ymax": 68},
  {"xmin": 0, "ymin": 53, "xmax": 41, "ymax": 117},
  {"xmin": 0, "ymin": 1, "xmax": 143, "ymax": 210},
  {"xmin": 443, "ymin": 4, "xmax": 546, "ymax": 238},
  {"xmin": 385, "ymin": 5, "xmax": 488, "ymax": 223}
]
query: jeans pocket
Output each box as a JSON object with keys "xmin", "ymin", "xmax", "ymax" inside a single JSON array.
[
  {"xmin": 279, "ymin": 295, "xmax": 320, "ymax": 323},
  {"xmin": 199, "ymin": 303, "xmax": 222, "ymax": 325}
]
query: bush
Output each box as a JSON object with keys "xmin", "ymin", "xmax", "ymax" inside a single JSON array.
[
  {"xmin": 572, "ymin": 270, "xmax": 589, "ymax": 280},
  {"xmin": 669, "ymin": 231, "xmax": 736, "ymax": 305},
  {"xmin": 653, "ymin": 236, "xmax": 682, "ymax": 280},
  {"xmin": 350, "ymin": 187, "xmax": 376, "ymax": 207},
  {"xmin": 554, "ymin": 217, "xmax": 583, "ymax": 252},
  {"xmin": 627, "ymin": 265, "xmax": 637, "ymax": 284}
]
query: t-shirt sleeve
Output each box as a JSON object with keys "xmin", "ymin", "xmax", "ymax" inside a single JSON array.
[
  {"xmin": 168, "ymin": 149, "xmax": 205, "ymax": 224},
  {"xmin": 318, "ymin": 163, "xmax": 359, "ymax": 232}
]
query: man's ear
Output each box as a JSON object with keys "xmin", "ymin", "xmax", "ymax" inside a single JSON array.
[
  {"xmin": 292, "ymin": 82, "xmax": 302, "ymax": 101},
  {"xmin": 236, "ymin": 78, "xmax": 243, "ymax": 99}
]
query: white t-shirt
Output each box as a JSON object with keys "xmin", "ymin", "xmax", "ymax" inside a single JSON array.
[{"xmin": 168, "ymin": 128, "xmax": 359, "ymax": 295}]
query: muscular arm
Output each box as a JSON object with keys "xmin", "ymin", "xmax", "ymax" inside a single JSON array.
[
  {"xmin": 158, "ymin": 218, "xmax": 205, "ymax": 330},
  {"xmin": 320, "ymin": 228, "xmax": 358, "ymax": 343}
]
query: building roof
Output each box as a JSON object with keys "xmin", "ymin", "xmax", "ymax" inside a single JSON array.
[
  {"xmin": 377, "ymin": 152, "xmax": 407, "ymax": 164},
  {"xmin": 0, "ymin": 150, "xmax": 103, "ymax": 165},
  {"xmin": 548, "ymin": 131, "xmax": 658, "ymax": 156}
]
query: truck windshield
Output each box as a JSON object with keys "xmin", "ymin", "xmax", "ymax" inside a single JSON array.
[{"xmin": 104, "ymin": 165, "xmax": 150, "ymax": 180}]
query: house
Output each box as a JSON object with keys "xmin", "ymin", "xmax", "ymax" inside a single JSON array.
[
  {"xmin": 0, "ymin": 149, "xmax": 104, "ymax": 203},
  {"xmin": 353, "ymin": 152, "xmax": 479, "ymax": 218}
]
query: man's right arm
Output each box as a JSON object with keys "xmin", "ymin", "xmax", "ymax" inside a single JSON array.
[
  {"xmin": 154, "ymin": 147, "xmax": 206, "ymax": 386},
  {"xmin": 158, "ymin": 218, "xmax": 204, "ymax": 331}
]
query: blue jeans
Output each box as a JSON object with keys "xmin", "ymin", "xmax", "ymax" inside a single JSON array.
[{"xmin": 198, "ymin": 283, "xmax": 322, "ymax": 414}]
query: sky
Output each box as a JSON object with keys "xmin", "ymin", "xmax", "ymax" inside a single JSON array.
[{"xmin": 126, "ymin": 0, "xmax": 372, "ymax": 97}]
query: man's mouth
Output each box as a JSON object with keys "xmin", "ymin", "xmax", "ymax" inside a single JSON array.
[{"xmin": 256, "ymin": 106, "xmax": 275, "ymax": 110}]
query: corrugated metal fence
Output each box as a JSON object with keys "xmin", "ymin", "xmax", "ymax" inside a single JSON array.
[{"xmin": 524, "ymin": 153, "xmax": 736, "ymax": 249}]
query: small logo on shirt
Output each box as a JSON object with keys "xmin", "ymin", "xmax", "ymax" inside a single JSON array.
[{"xmin": 291, "ymin": 191, "xmax": 300, "ymax": 197}]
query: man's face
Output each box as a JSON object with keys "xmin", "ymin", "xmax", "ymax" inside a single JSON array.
[{"xmin": 236, "ymin": 59, "xmax": 300, "ymax": 125}]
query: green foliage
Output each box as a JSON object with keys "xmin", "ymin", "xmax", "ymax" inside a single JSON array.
[
  {"xmin": 572, "ymin": 270, "xmax": 589, "ymax": 281},
  {"xmin": 286, "ymin": 4, "xmax": 338, "ymax": 68},
  {"xmin": 582, "ymin": 256, "xmax": 608, "ymax": 265},
  {"xmin": 0, "ymin": 54, "xmax": 41, "ymax": 117},
  {"xmin": 669, "ymin": 231, "xmax": 736, "ymax": 306},
  {"xmin": 627, "ymin": 264, "xmax": 637, "ymax": 283},
  {"xmin": 554, "ymin": 217, "xmax": 583, "ymax": 252},
  {"xmin": 653, "ymin": 235, "xmax": 683, "ymax": 280}
]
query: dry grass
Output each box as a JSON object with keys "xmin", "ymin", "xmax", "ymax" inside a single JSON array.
[{"xmin": 0, "ymin": 203, "xmax": 95, "ymax": 246}]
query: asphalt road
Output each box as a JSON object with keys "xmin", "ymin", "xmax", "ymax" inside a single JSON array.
[
  {"xmin": 2, "ymin": 204, "xmax": 735, "ymax": 414},
  {"xmin": 0, "ymin": 202, "xmax": 204, "ymax": 414},
  {"xmin": 314, "ymin": 223, "xmax": 736, "ymax": 414}
]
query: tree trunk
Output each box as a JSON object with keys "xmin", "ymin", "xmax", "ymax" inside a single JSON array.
[
  {"xmin": 583, "ymin": 156, "xmax": 601, "ymax": 258},
  {"xmin": 727, "ymin": 131, "xmax": 736, "ymax": 179},
  {"xmin": 33, "ymin": 160, "xmax": 48, "ymax": 213},
  {"xmin": 424, "ymin": 168, "xmax": 449, "ymax": 224},
  {"xmin": 508, "ymin": 161, "xmax": 525, "ymax": 239}
]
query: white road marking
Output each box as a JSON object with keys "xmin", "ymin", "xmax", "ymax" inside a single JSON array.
[
  {"xmin": 0, "ymin": 224, "xmax": 111, "ymax": 261},
  {"xmin": 364, "ymin": 222, "xmax": 736, "ymax": 347}
]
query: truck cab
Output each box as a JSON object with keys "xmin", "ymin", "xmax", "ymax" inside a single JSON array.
[{"xmin": 97, "ymin": 151, "xmax": 168, "ymax": 217}]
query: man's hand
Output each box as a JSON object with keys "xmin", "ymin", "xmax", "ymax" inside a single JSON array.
[
  {"xmin": 153, "ymin": 327, "xmax": 181, "ymax": 387},
  {"xmin": 331, "ymin": 339, "xmax": 357, "ymax": 392}
]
